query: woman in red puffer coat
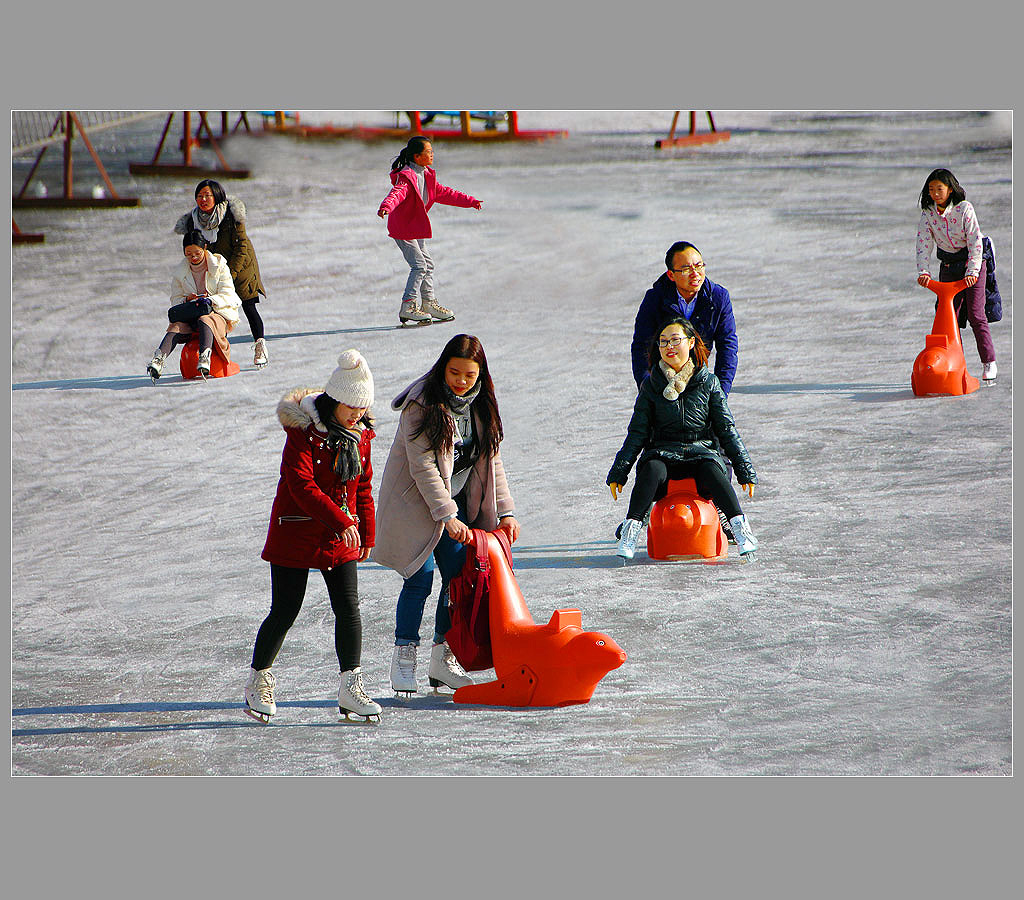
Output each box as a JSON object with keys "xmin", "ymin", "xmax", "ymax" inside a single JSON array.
[{"xmin": 244, "ymin": 350, "xmax": 382, "ymax": 723}]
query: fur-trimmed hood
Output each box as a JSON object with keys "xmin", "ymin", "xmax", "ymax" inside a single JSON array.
[
  {"xmin": 276, "ymin": 388, "xmax": 372, "ymax": 434},
  {"xmin": 277, "ymin": 388, "xmax": 324, "ymax": 432}
]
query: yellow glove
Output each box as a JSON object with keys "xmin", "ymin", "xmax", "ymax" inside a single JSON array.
[{"xmin": 609, "ymin": 483, "xmax": 623, "ymax": 501}]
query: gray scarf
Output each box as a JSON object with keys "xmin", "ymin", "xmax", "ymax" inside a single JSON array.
[
  {"xmin": 191, "ymin": 201, "xmax": 228, "ymax": 243},
  {"xmin": 443, "ymin": 380, "xmax": 482, "ymax": 415}
]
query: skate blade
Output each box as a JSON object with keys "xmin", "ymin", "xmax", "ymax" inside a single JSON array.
[
  {"xmin": 339, "ymin": 709, "xmax": 381, "ymax": 724},
  {"xmin": 393, "ymin": 689, "xmax": 417, "ymax": 698},
  {"xmin": 982, "ymin": 379, "xmax": 996, "ymax": 386},
  {"xmin": 244, "ymin": 706, "xmax": 272, "ymax": 724},
  {"xmin": 428, "ymin": 679, "xmax": 460, "ymax": 694}
]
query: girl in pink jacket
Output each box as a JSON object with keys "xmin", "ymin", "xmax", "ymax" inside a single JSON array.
[{"xmin": 377, "ymin": 137, "xmax": 482, "ymax": 326}]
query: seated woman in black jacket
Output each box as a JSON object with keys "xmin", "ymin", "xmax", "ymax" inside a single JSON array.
[{"xmin": 607, "ymin": 317, "xmax": 759, "ymax": 559}]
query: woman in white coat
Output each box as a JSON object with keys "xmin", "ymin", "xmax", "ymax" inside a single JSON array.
[
  {"xmin": 147, "ymin": 230, "xmax": 241, "ymax": 380},
  {"xmin": 373, "ymin": 334, "xmax": 519, "ymax": 695}
]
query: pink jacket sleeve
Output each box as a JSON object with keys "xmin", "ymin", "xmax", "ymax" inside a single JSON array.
[
  {"xmin": 379, "ymin": 180, "xmax": 409, "ymax": 215},
  {"xmin": 432, "ymin": 180, "xmax": 478, "ymax": 208}
]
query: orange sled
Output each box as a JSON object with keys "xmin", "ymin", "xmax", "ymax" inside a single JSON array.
[
  {"xmin": 911, "ymin": 278, "xmax": 979, "ymax": 397},
  {"xmin": 452, "ymin": 532, "xmax": 626, "ymax": 708}
]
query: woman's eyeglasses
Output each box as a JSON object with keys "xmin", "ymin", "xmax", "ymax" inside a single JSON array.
[
  {"xmin": 659, "ymin": 336, "xmax": 686, "ymax": 348},
  {"xmin": 671, "ymin": 261, "xmax": 705, "ymax": 274}
]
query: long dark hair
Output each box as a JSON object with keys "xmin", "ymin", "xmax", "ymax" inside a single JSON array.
[
  {"xmin": 920, "ymin": 168, "xmax": 966, "ymax": 210},
  {"xmin": 195, "ymin": 179, "xmax": 227, "ymax": 205},
  {"xmin": 412, "ymin": 334, "xmax": 503, "ymax": 457},
  {"xmin": 390, "ymin": 136, "xmax": 432, "ymax": 172},
  {"xmin": 647, "ymin": 317, "xmax": 710, "ymax": 372}
]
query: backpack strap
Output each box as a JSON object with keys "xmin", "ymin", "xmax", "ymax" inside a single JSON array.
[
  {"xmin": 493, "ymin": 527, "xmax": 513, "ymax": 569},
  {"xmin": 468, "ymin": 529, "xmax": 490, "ymax": 635}
]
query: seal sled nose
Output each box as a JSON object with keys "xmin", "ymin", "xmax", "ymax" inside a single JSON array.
[{"xmin": 453, "ymin": 532, "xmax": 626, "ymax": 707}]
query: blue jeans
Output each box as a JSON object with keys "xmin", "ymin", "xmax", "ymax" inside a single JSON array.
[
  {"xmin": 394, "ymin": 238, "xmax": 435, "ymax": 302},
  {"xmin": 394, "ymin": 498, "xmax": 468, "ymax": 646}
]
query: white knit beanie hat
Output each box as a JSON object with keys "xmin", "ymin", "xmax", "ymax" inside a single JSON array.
[{"xmin": 324, "ymin": 349, "xmax": 374, "ymax": 408}]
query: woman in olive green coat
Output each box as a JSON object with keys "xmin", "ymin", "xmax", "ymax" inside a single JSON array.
[{"xmin": 175, "ymin": 179, "xmax": 269, "ymax": 368}]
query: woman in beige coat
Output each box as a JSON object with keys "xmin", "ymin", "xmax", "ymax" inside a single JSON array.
[
  {"xmin": 147, "ymin": 230, "xmax": 241, "ymax": 380},
  {"xmin": 373, "ymin": 334, "xmax": 519, "ymax": 696}
]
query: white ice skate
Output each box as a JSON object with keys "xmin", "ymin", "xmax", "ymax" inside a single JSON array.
[
  {"xmin": 399, "ymin": 300, "xmax": 431, "ymax": 326},
  {"xmin": 253, "ymin": 338, "xmax": 269, "ymax": 369},
  {"xmin": 147, "ymin": 352, "xmax": 166, "ymax": 383},
  {"xmin": 982, "ymin": 361, "xmax": 997, "ymax": 384},
  {"xmin": 428, "ymin": 641, "xmax": 473, "ymax": 692},
  {"xmin": 615, "ymin": 518, "xmax": 644, "ymax": 560},
  {"xmin": 197, "ymin": 348, "xmax": 212, "ymax": 379},
  {"xmin": 244, "ymin": 667, "xmax": 276, "ymax": 723},
  {"xmin": 420, "ymin": 298, "xmax": 455, "ymax": 323},
  {"xmin": 728, "ymin": 514, "xmax": 758, "ymax": 560},
  {"xmin": 390, "ymin": 643, "xmax": 418, "ymax": 696},
  {"xmin": 338, "ymin": 667, "xmax": 382, "ymax": 723}
]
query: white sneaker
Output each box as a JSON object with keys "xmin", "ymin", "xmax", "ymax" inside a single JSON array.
[
  {"xmin": 253, "ymin": 338, "xmax": 268, "ymax": 368},
  {"xmin": 197, "ymin": 348, "xmax": 212, "ymax": 378},
  {"xmin": 428, "ymin": 641, "xmax": 473, "ymax": 691},
  {"xmin": 338, "ymin": 667, "xmax": 382, "ymax": 721},
  {"xmin": 421, "ymin": 298, "xmax": 455, "ymax": 322},
  {"xmin": 147, "ymin": 352, "xmax": 165, "ymax": 381},
  {"xmin": 390, "ymin": 644, "xmax": 418, "ymax": 695},
  {"xmin": 399, "ymin": 299, "xmax": 431, "ymax": 326},
  {"xmin": 244, "ymin": 667, "xmax": 276, "ymax": 722},
  {"xmin": 982, "ymin": 361, "xmax": 997, "ymax": 383},
  {"xmin": 615, "ymin": 518, "xmax": 644, "ymax": 559},
  {"xmin": 728, "ymin": 514, "xmax": 759, "ymax": 557}
]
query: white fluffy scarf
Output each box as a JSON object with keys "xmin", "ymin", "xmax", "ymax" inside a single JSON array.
[{"xmin": 659, "ymin": 358, "xmax": 695, "ymax": 400}]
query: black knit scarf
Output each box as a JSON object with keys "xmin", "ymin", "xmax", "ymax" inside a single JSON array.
[{"xmin": 325, "ymin": 421, "xmax": 363, "ymax": 481}]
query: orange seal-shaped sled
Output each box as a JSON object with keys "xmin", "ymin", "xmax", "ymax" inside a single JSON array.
[
  {"xmin": 452, "ymin": 532, "xmax": 626, "ymax": 708},
  {"xmin": 646, "ymin": 478, "xmax": 727, "ymax": 561},
  {"xmin": 911, "ymin": 278, "xmax": 979, "ymax": 397},
  {"xmin": 179, "ymin": 335, "xmax": 240, "ymax": 380}
]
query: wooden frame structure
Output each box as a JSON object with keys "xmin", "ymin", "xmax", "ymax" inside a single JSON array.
[
  {"xmin": 655, "ymin": 111, "xmax": 730, "ymax": 148},
  {"xmin": 129, "ymin": 111, "xmax": 250, "ymax": 178},
  {"xmin": 12, "ymin": 111, "xmax": 141, "ymax": 209},
  {"xmin": 261, "ymin": 110, "xmax": 567, "ymax": 142},
  {"xmin": 13, "ymin": 218, "xmax": 44, "ymax": 244}
]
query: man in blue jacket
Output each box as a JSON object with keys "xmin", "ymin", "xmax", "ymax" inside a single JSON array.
[{"xmin": 630, "ymin": 241, "xmax": 738, "ymax": 394}]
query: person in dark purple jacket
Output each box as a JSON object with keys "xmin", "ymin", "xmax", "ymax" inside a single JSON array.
[{"xmin": 630, "ymin": 241, "xmax": 739, "ymax": 395}]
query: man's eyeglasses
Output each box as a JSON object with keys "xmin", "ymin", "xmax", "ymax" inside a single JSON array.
[
  {"xmin": 658, "ymin": 336, "xmax": 686, "ymax": 348},
  {"xmin": 671, "ymin": 262, "xmax": 705, "ymax": 274}
]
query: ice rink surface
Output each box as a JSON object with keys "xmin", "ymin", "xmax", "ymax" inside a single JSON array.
[{"xmin": 10, "ymin": 111, "xmax": 1012, "ymax": 776}]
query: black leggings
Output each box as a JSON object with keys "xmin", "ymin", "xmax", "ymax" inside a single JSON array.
[
  {"xmin": 251, "ymin": 562, "xmax": 361, "ymax": 672},
  {"xmin": 627, "ymin": 457, "xmax": 742, "ymax": 522},
  {"xmin": 158, "ymin": 321, "xmax": 214, "ymax": 357},
  {"xmin": 240, "ymin": 298, "xmax": 265, "ymax": 340}
]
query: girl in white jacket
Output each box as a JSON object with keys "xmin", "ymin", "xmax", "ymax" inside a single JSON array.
[{"xmin": 915, "ymin": 168, "xmax": 997, "ymax": 382}]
